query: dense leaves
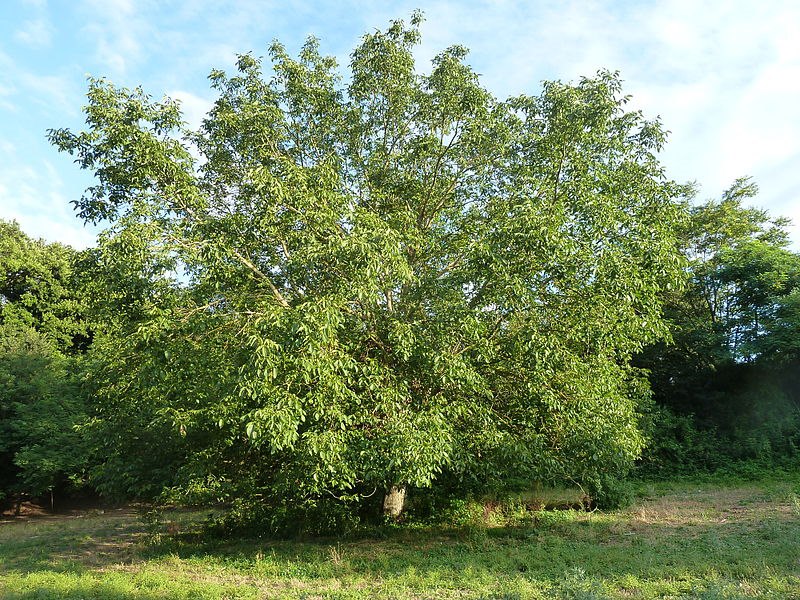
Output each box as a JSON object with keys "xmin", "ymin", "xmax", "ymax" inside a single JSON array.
[
  {"xmin": 0, "ymin": 223, "xmax": 92, "ymax": 507},
  {"xmin": 0, "ymin": 220, "xmax": 90, "ymax": 353}
]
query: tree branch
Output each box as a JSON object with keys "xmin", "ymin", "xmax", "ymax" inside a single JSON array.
[{"xmin": 231, "ymin": 249, "xmax": 291, "ymax": 308}]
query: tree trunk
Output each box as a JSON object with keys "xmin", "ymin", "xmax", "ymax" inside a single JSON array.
[{"xmin": 382, "ymin": 484, "xmax": 407, "ymax": 518}]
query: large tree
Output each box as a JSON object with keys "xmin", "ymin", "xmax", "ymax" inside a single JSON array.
[{"xmin": 50, "ymin": 15, "xmax": 685, "ymax": 519}]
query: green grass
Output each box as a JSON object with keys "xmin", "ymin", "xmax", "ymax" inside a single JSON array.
[{"xmin": 2, "ymin": 475, "xmax": 800, "ymax": 599}]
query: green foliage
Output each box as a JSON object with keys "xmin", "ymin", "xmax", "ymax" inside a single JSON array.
[
  {"xmin": 584, "ymin": 477, "xmax": 635, "ymax": 510},
  {"xmin": 716, "ymin": 240, "xmax": 800, "ymax": 361},
  {"xmin": 0, "ymin": 324, "xmax": 88, "ymax": 503},
  {"xmin": 637, "ymin": 406, "xmax": 725, "ymax": 476},
  {"xmin": 0, "ymin": 222, "xmax": 93, "ymax": 505},
  {"xmin": 637, "ymin": 178, "xmax": 800, "ymax": 476},
  {"xmin": 207, "ymin": 495, "xmax": 364, "ymax": 538},
  {"xmin": 0, "ymin": 220, "xmax": 91, "ymax": 353},
  {"xmin": 640, "ymin": 362, "xmax": 800, "ymax": 477},
  {"xmin": 50, "ymin": 15, "xmax": 686, "ymax": 516}
]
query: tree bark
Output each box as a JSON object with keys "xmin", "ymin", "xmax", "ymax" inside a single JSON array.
[{"xmin": 382, "ymin": 484, "xmax": 407, "ymax": 518}]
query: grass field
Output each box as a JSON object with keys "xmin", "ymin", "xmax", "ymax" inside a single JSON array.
[{"xmin": 1, "ymin": 475, "xmax": 799, "ymax": 599}]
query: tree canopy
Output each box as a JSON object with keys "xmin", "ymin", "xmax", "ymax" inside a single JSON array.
[
  {"xmin": 49, "ymin": 15, "xmax": 688, "ymax": 519},
  {"xmin": 0, "ymin": 220, "xmax": 90, "ymax": 353}
]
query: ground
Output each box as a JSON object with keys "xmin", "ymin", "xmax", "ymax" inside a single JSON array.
[{"xmin": 1, "ymin": 475, "xmax": 799, "ymax": 599}]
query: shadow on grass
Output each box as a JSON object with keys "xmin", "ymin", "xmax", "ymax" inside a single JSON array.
[
  {"xmin": 148, "ymin": 515, "xmax": 799, "ymax": 577},
  {"xmin": 0, "ymin": 508, "xmax": 144, "ymax": 574}
]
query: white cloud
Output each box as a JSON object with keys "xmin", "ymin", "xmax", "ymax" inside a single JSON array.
[
  {"xmin": 717, "ymin": 66, "xmax": 800, "ymax": 178},
  {"xmin": 0, "ymin": 47, "xmax": 77, "ymax": 117},
  {"xmin": 81, "ymin": 0, "xmax": 144, "ymax": 77},
  {"xmin": 14, "ymin": 18, "xmax": 53, "ymax": 47},
  {"xmin": 0, "ymin": 85, "xmax": 16, "ymax": 112},
  {"xmin": 167, "ymin": 89, "xmax": 214, "ymax": 132},
  {"xmin": 0, "ymin": 165, "xmax": 97, "ymax": 249},
  {"xmin": 167, "ymin": 90, "xmax": 215, "ymax": 164},
  {"xmin": 0, "ymin": 49, "xmax": 19, "ymax": 111},
  {"xmin": 0, "ymin": 140, "xmax": 14, "ymax": 155},
  {"xmin": 20, "ymin": 72, "xmax": 77, "ymax": 115}
]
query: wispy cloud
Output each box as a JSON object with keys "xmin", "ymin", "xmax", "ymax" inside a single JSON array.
[
  {"xmin": 14, "ymin": 18, "xmax": 53, "ymax": 47},
  {"xmin": 0, "ymin": 47, "xmax": 77, "ymax": 117},
  {"xmin": 0, "ymin": 85, "xmax": 16, "ymax": 112},
  {"xmin": 81, "ymin": 0, "xmax": 146, "ymax": 77},
  {"xmin": 20, "ymin": 72, "xmax": 77, "ymax": 115},
  {"xmin": 0, "ymin": 152, "xmax": 97, "ymax": 249}
]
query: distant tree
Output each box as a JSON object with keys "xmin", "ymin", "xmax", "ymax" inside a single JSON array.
[
  {"xmin": 637, "ymin": 178, "xmax": 800, "ymax": 471},
  {"xmin": 0, "ymin": 324, "xmax": 88, "ymax": 510},
  {"xmin": 0, "ymin": 223, "xmax": 92, "ymax": 508},
  {"xmin": 0, "ymin": 220, "xmax": 91, "ymax": 353},
  {"xmin": 715, "ymin": 240, "xmax": 800, "ymax": 361},
  {"xmin": 50, "ymin": 14, "xmax": 686, "ymax": 518},
  {"xmin": 683, "ymin": 178, "xmax": 798, "ymax": 361}
]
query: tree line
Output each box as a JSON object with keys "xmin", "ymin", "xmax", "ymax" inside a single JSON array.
[{"xmin": 2, "ymin": 14, "xmax": 798, "ymax": 529}]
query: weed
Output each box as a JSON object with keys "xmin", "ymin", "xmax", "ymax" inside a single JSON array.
[
  {"xmin": 328, "ymin": 542, "xmax": 345, "ymax": 566},
  {"xmin": 790, "ymin": 492, "xmax": 800, "ymax": 516}
]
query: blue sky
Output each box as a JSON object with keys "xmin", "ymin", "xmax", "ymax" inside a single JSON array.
[{"xmin": 1, "ymin": 0, "xmax": 799, "ymax": 248}]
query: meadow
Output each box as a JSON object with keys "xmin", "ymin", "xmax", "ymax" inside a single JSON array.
[{"xmin": 2, "ymin": 474, "xmax": 799, "ymax": 599}]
